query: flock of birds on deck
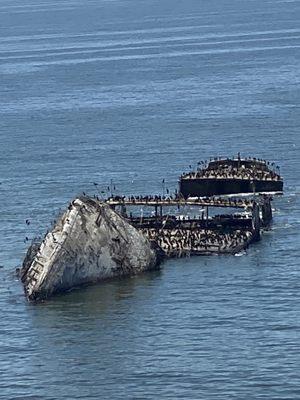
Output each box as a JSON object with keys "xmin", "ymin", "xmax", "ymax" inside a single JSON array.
[
  {"xmin": 182, "ymin": 166, "xmax": 281, "ymax": 181},
  {"xmin": 142, "ymin": 227, "xmax": 253, "ymax": 256},
  {"xmin": 104, "ymin": 194, "xmax": 255, "ymax": 209}
]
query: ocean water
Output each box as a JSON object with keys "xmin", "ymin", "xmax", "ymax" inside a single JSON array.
[{"xmin": 0, "ymin": 0, "xmax": 300, "ymax": 398}]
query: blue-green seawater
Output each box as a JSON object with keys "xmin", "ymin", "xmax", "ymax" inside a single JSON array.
[{"xmin": 0, "ymin": 0, "xmax": 299, "ymax": 398}]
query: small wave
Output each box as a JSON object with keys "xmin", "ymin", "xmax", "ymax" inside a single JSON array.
[{"xmin": 234, "ymin": 251, "xmax": 246, "ymax": 257}]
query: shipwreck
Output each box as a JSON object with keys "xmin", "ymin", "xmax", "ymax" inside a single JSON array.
[
  {"xmin": 20, "ymin": 193, "xmax": 273, "ymax": 301},
  {"xmin": 18, "ymin": 154, "xmax": 282, "ymax": 301}
]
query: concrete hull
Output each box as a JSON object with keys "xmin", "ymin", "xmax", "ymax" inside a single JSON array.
[
  {"xmin": 179, "ymin": 178, "xmax": 283, "ymax": 197},
  {"xmin": 20, "ymin": 197, "xmax": 159, "ymax": 301}
]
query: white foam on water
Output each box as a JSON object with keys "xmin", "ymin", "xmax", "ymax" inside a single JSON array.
[{"xmin": 234, "ymin": 251, "xmax": 246, "ymax": 257}]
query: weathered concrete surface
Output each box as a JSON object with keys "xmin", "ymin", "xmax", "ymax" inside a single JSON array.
[{"xmin": 20, "ymin": 197, "xmax": 160, "ymax": 301}]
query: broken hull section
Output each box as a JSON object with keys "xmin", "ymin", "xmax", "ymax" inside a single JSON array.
[
  {"xmin": 179, "ymin": 178, "xmax": 283, "ymax": 197},
  {"xmin": 20, "ymin": 197, "xmax": 159, "ymax": 301}
]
